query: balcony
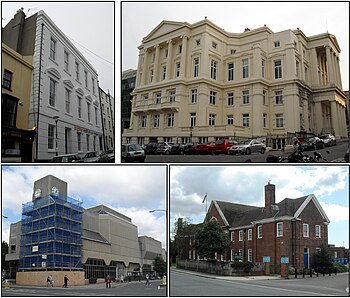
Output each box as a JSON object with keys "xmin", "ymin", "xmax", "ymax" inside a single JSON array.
[{"xmin": 133, "ymin": 100, "xmax": 180, "ymax": 113}]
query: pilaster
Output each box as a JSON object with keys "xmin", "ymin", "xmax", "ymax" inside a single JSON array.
[
  {"xmin": 179, "ymin": 35, "xmax": 188, "ymax": 78},
  {"xmin": 325, "ymin": 46, "xmax": 334, "ymax": 85},
  {"xmin": 153, "ymin": 44, "xmax": 161, "ymax": 83},
  {"xmin": 166, "ymin": 40, "xmax": 174, "ymax": 80}
]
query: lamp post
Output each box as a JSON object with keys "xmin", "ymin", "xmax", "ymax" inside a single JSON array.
[
  {"xmin": 53, "ymin": 115, "xmax": 59, "ymax": 156},
  {"xmin": 190, "ymin": 125, "xmax": 193, "ymax": 143}
]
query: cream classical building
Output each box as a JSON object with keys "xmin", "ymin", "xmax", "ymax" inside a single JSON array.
[{"xmin": 122, "ymin": 18, "xmax": 347, "ymax": 148}]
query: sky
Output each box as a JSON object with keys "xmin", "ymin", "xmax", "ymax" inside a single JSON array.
[
  {"xmin": 122, "ymin": 1, "xmax": 349, "ymax": 91},
  {"xmin": 170, "ymin": 165, "xmax": 349, "ymax": 248},
  {"xmin": 1, "ymin": 1, "xmax": 114, "ymax": 96},
  {"xmin": 1, "ymin": 166, "xmax": 167, "ymax": 248}
]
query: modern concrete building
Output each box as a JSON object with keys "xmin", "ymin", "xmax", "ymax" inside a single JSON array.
[
  {"xmin": 5, "ymin": 175, "xmax": 165, "ymax": 286},
  {"xmin": 122, "ymin": 18, "xmax": 347, "ymax": 149},
  {"xmin": 122, "ymin": 69, "xmax": 137, "ymax": 134},
  {"xmin": 2, "ymin": 9, "xmax": 104, "ymax": 161},
  {"xmin": 1, "ymin": 43, "xmax": 36, "ymax": 162},
  {"xmin": 99, "ymin": 87, "xmax": 115, "ymax": 151}
]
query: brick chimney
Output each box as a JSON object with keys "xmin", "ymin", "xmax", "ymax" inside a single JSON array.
[{"xmin": 265, "ymin": 182, "xmax": 276, "ymax": 207}]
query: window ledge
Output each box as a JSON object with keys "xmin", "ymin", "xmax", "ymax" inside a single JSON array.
[{"xmin": 47, "ymin": 105, "xmax": 59, "ymax": 112}]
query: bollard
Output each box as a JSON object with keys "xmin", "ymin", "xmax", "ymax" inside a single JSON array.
[
  {"xmin": 323, "ymin": 270, "xmax": 325, "ymax": 276},
  {"xmin": 329, "ymin": 268, "xmax": 331, "ymax": 276},
  {"xmin": 302, "ymin": 269, "xmax": 305, "ymax": 278},
  {"xmin": 316, "ymin": 268, "xmax": 319, "ymax": 277},
  {"xmin": 295, "ymin": 269, "xmax": 297, "ymax": 279},
  {"xmin": 309, "ymin": 269, "xmax": 312, "ymax": 277},
  {"xmin": 334, "ymin": 267, "xmax": 337, "ymax": 275}
]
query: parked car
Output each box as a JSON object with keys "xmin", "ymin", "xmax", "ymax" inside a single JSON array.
[
  {"xmin": 228, "ymin": 139, "xmax": 266, "ymax": 155},
  {"xmin": 169, "ymin": 143, "xmax": 184, "ymax": 155},
  {"xmin": 195, "ymin": 142, "xmax": 215, "ymax": 155},
  {"xmin": 121, "ymin": 144, "xmax": 146, "ymax": 162},
  {"xmin": 213, "ymin": 139, "xmax": 238, "ymax": 154},
  {"xmin": 319, "ymin": 134, "xmax": 336, "ymax": 147},
  {"xmin": 183, "ymin": 142, "xmax": 198, "ymax": 155},
  {"xmin": 345, "ymin": 149, "xmax": 349, "ymax": 163},
  {"xmin": 145, "ymin": 142, "xmax": 158, "ymax": 155},
  {"xmin": 301, "ymin": 136, "xmax": 325, "ymax": 151},
  {"xmin": 155, "ymin": 142, "xmax": 173, "ymax": 155},
  {"xmin": 51, "ymin": 154, "xmax": 82, "ymax": 163},
  {"xmin": 81, "ymin": 151, "xmax": 101, "ymax": 162},
  {"xmin": 98, "ymin": 150, "xmax": 115, "ymax": 163}
]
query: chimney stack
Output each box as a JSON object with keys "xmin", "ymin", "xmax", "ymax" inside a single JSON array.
[{"xmin": 265, "ymin": 182, "xmax": 276, "ymax": 207}]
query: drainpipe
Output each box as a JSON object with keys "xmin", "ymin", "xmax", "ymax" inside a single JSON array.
[
  {"xmin": 107, "ymin": 90, "xmax": 114, "ymax": 149},
  {"xmin": 35, "ymin": 22, "xmax": 44, "ymax": 162},
  {"xmin": 97, "ymin": 82, "xmax": 106, "ymax": 151}
]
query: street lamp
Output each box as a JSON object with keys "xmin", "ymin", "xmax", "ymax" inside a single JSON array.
[
  {"xmin": 190, "ymin": 125, "xmax": 193, "ymax": 143},
  {"xmin": 53, "ymin": 115, "xmax": 59, "ymax": 156},
  {"xmin": 149, "ymin": 209, "xmax": 166, "ymax": 213}
]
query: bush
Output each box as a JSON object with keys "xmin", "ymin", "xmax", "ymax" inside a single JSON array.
[
  {"xmin": 333, "ymin": 262, "xmax": 348, "ymax": 273},
  {"xmin": 89, "ymin": 277, "xmax": 97, "ymax": 284},
  {"xmin": 231, "ymin": 262, "xmax": 254, "ymax": 273}
]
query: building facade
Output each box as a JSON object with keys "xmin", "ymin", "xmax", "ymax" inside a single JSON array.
[
  {"xmin": 121, "ymin": 69, "xmax": 137, "ymax": 134},
  {"xmin": 2, "ymin": 43, "xmax": 36, "ymax": 162},
  {"xmin": 2, "ymin": 9, "xmax": 104, "ymax": 161},
  {"xmin": 183, "ymin": 183, "xmax": 329, "ymax": 274},
  {"xmin": 99, "ymin": 87, "xmax": 115, "ymax": 151},
  {"xmin": 122, "ymin": 19, "xmax": 347, "ymax": 148},
  {"xmin": 5, "ymin": 175, "xmax": 165, "ymax": 286}
]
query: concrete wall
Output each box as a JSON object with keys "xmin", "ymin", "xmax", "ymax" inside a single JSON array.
[{"xmin": 16, "ymin": 271, "xmax": 85, "ymax": 287}]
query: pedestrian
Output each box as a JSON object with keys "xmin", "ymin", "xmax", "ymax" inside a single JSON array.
[
  {"xmin": 63, "ymin": 275, "xmax": 69, "ymax": 288},
  {"xmin": 145, "ymin": 273, "xmax": 150, "ymax": 286},
  {"xmin": 105, "ymin": 274, "xmax": 111, "ymax": 288},
  {"xmin": 120, "ymin": 274, "xmax": 124, "ymax": 283},
  {"xmin": 46, "ymin": 275, "xmax": 51, "ymax": 287},
  {"xmin": 50, "ymin": 275, "xmax": 54, "ymax": 287}
]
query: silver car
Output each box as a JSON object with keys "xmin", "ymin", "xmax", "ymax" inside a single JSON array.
[
  {"xmin": 121, "ymin": 144, "xmax": 146, "ymax": 162},
  {"xmin": 228, "ymin": 139, "xmax": 266, "ymax": 155}
]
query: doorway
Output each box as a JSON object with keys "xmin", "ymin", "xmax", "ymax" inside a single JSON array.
[{"xmin": 303, "ymin": 247, "xmax": 309, "ymax": 269}]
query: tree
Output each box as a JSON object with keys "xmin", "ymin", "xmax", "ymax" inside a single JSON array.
[
  {"xmin": 194, "ymin": 220, "xmax": 231, "ymax": 260},
  {"xmin": 171, "ymin": 217, "xmax": 192, "ymax": 262},
  {"xmin": 153, "ymin": 256, "xmax": 166, "ymax": 276},
  {"xmin": 2, "ymin": 241, "xmax": 9, "ymax": 272},
  {"xmin": 313, "ymin": 245, "xmax": 332, "ymax": 271}
]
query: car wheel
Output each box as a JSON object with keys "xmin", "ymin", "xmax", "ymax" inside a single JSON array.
[
  {"xmin": 260, "ymin": 147, "xmax": 265, "ymax": 154},
  {"xmin": 246, "ymin": 148, "xmax": 251, "ymax": 155},
  {"xmin": 165, "ymin": 150, "xmax": 170, "ymax": 155}
]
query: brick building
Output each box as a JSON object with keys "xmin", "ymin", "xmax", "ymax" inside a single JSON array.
[{"xmin": 188, "ymin": 183, "xmax": 329, "ymax": 273}]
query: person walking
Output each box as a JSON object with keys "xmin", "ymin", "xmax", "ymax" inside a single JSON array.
[
  {"xmin": 63, "ymin": 275, "xmax": 69, "ymax": 288},
  {"xmin": 145, "ymin": 273, "xmax": 150, "ymax": 286},
  {"xmin": 105, "ymin": 274, "xmax": 111, "ymax": 288},
  {"xmin": 50, "ymin": 275, "xmax": 54, "ymax": 287},
  {"xmin": 46, "ymin": 276, "xmax": 51, "ymax": 287}
]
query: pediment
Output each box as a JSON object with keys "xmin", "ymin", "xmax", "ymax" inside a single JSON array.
[
  {"xmin": 75, "ymin": 87, "xmax": 84, "ymax": 96},
  {"xmin": 63, "ymin": 79, "xmax": 74, "ymax": 89},
  {"xmin": 143, "ymin": 20, "xmax": 188, "ymax": 42},
  {"xmin": 85, "ymin": 95, "xmax": 93, "ymax": 102},
  {"xmin": 46, "ymin": 67, "xmax": 61, "ymax": 80}
]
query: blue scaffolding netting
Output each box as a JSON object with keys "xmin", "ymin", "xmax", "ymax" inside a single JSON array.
[{"xmin": 19, "ymin": 193, "xmax": 83, "ymax": 270}]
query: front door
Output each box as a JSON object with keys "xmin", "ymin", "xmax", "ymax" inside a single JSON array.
[{"xmin": 303, "ymin": 247, "xmax": 309, "ymax": 269}]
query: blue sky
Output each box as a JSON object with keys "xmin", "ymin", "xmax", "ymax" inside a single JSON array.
[
  {"xmin": 170, "ymin": 165, "xmax": 349, "ymax": 248},
  {"xmin": 1, "ymin": 166, "xmax": 167, "ymax": 248}
]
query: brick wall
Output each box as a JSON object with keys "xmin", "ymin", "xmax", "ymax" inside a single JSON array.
[{"xmin": 16, "ymin": 271, "xmax": 85, "ymax": 287}]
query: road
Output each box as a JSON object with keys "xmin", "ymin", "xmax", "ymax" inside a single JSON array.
[
  {"xmin": 170, "ymin": 269, "xmax": 349, "ymax": 296},
  {"xmin": 2, "ymin": 280, "xmax": 166, "ymax": 296},
  {"xmin": 144, "ymin": 140, "xmax": 348, "ymax": 163}
]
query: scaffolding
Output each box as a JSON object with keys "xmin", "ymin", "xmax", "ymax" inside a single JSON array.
[{"xmin": 19, "ymin": 193, "xmax": 83, "ymax": 271}]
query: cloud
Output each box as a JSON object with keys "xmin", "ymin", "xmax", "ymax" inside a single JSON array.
[{"xmin": 319, "ymin": 202, "xmax": 349, "ymax": 223}]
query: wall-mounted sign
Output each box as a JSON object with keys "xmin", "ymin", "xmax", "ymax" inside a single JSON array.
[
  {"xmin": 32, "ymin": 245, "xmax": 38, "ymax": 252},
  {"xmin": 263, "ymin": 256, "xmax": 270, "ymax": 263},
  {"xmin": 281, "ymin": 256, "xmax": 289, "ymax": 264}
]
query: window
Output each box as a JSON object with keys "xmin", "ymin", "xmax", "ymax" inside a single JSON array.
[
  {"xmin": 231, "ymin": 250, "xmax": 235, "ymax": 261},
  {"xmin": 193, "ymin": 58, "xmax": 199, "ymax": 77},
  {"xmin": 162, "ymin": 66, "xmax": 166, "ymax": 80},
  {"xmin": 277, "ymin": 222, "xmax": 283, "ymax": 237},
  {"xmin": 274, "ymin": 60, "xmax": 282, "ymax": 79},
  {"xmin": 238, "ymin": 249, "xmax": 243, "ymax": 262},
  {"xmin": 262, "ymin": 59, "xmax": 266, "ymax": 78},
  {"xmin": 242, "ymin": 90, "xmax": 249, "ymax": 105},
  {"xmin": 274, "ymin": 41, "xmax": 280, "ymax": 48},
  {"xmin": 196, "ymin": 39, "xmax": 201, "ymax": 46},
  {"xmin": 169, "ymin": 90, "xmax": 176, "ymax": 102},
  {"xmin": 262, "ymin": 90, "xmax": 267, "ymax": 105},
  {"xmin": 212, "ymin": 41, "xmax": 217, "ymax": 49},
  {"xmin": 92, "ymin": 78, "xmax": 95, "ymax": 94},
  {"xmin": 78, "ymin": 96, "xmax": 82, "ymax": 118},
  {"xmin": 248, "ymin": 249, "xmax": 252, "ymax": 262},
  {"xmin": 276, "ymin": 113, "xmax": 284, "ymax": 128},
  {"xmin": 228, "ymin": 63, "xmax": 234, "ymax": 81},
  {"xmin": 227, "ymin": 93, "xmax": 234, "ymax": 106},
  {"xmin": 231, "ymin": 231, "xmax": 235, "ymax": 242},
  {"xmin": 178, "ymin": 45, "xmax": 182, "ymax": 53},
  {"xmin": 49, "ymin": 78, "xmax": 56, "ymax": 107},
  {"xmin": 296, "ymin": 60, "xmax": 300, "ymax": 78},
  {"xmin": 155, "ymin": 92, "xmax": 161, "ymax": 104},
  {"xmin": 191, "ymin": 89, "xmax": 197, "ymax": 103},
  {"xmin": 75, "ymin": 61, "xmax": 80, "ymax": 81},
  {"xmin": 242, "ymin": 58, "xmax": 249, "ymax": 78},
  {"xmin": 257, "ymin": 225, "xmax": 262, "ymax": 239},
  {"xmin": 175, "ymin": 62, "xmax": 180, "ymax": 77},
  {"xmin": 209, "ymin": 91, "xmax": 217, "ymax": 105},
  {"xmin": 263, "ymin": 113, "xmax": 267, "ymax": 128},
  {"xmin": 247, "ymin": 229, "xmax": 252, "ymax": 240},
  {"xmin": 239, "ymin": 230, "xmax": 243, "ymax": 241},
  {"xmin": 164, "ymin": 49, "xmax": 168, "ymax": 58},
  {"xmin": 64, "ymin": 51, "xmax": 69, "ymax": 72},
  {"xmin": 1, "ymin": 95, "xmax": 18, "ymax": 127},
  {"xmin": 87, "ymin": 102, "xmax": 91, "ymax": 122},
  {"xmin": 84, "ymin": 70, "xmax": 88, "ymax": 88},
  {"xmin": 210, "ymin": 60, "xmax": 217, "ymax": 79},
  {"xmin": 2, "ymin": 69, "xmax": 13, "ymax": 89},
  {"xmin": 227, "ymin": 115, "xmax": 234, "ymax": 125},
  {"xmin": 167, "ymin": 113, "xmax": 174, "ymax": 127},
  {"xmin": 86, "ymin": 134, "xmax": 90, "ymax": 151},
  {"xmin": 315, "ymin": 225, "xmax": 321, "ymax": 238},
  {"xmin": 95, "ymin": 107, "xmax": 98, "ymax": 125},
  {"xmin": 77, "ymin": 132, "xmax": 81, "ymax": 151},
  {"xmin": 231, "ymin": 49, "xmax": 236, "ymax": 55},
  {"xmin": 141, "ymin": 115, "xmax": 147, "ymax": 128},
  {"xmin": 50, "ymin": 37, "xmax": 56, "ymax": 60},
  {"xmin": 65, "ymin": 88, "xmax": 71, "ymax": 113},
  {"xmin": 275, "ymin": 91, "xmax": 283, "ymax": 104},
  {"xmin": 303, "ymin": 224, "xmax": 309, "ymax": 237},
  {"xmin": 242, "ymin": 114, "xmax": 249, "ymax": 127},
  {"xmin": 190, "ymin": 113, "xmax": 196, "ymax": 127},
  {"xmin": 143, "ymin": 94, "xmax": 148, "ymax": 105},
  {"xmin": 48, "ymin": 124, "xmax": 55, "ymax": 149},
  {"xmin": 209, "ymin": 113, "xmax": 216, "ymax": 126},
  {"xmin": 153, "ymin": 114, "xmax": 160, "ymax": 128},
  {"xmin": 149, "ymin": 69, "xmax": 153, "ymax": 83}
]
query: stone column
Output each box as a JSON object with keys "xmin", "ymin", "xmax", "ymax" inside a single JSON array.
[
  {"xmin": 298, "ymin": 41, "xmax": 305, "ymax": 81},
  {"xmin": 179, "ymin": 35, "xmax": 188, "ymax": 78},
  {"xmin": 335, "ymin": 56, "xmax": 343, "ymax": 89},
  {"xmin": 166, "ymin": 40, "xmax": 174, "ymax": 80},
  {"xmin": 311, "ymin": 49, "xmax": 319, "ymax": 86},
  {"xmin": 325, "ymin": 46, "xmax": 334, "ymax": 85},
  {"xmin": 285, "ymin": 43, "xmax": 295, "ymax": 79},
  {"xmin": 330, "ymin": 101, "xmax": 340, "ymax": 138},
  {"xmin": 252, "ymin": 43, "xmax": 261, "ymax": 79},
  {"xmin": 153, "ymin": 44, "xmax": 161, "ymax": 83},
  {"xmin": 141, "ymin": 48, "xmax": 149, "ymax": 85}
]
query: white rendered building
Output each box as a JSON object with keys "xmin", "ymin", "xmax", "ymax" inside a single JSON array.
[{"xmin": 123, "ymin": 19, "xmax": 347, "ymax": 148}]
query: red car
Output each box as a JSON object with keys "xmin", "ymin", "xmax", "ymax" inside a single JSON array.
[
  {"xmin": 213, "ymin": 139, "xmax": 238, "ymax": 154},
  {"xmin": 195, "ymin": 142, "xmax": 215, "ymax": 154}
]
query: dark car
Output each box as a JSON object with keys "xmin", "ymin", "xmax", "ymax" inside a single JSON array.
[
  {"xmin": 169, "ymin": 143, "xmax": 184, "ymax": 155},
  {"xmin": 145, "ymin": 142, "xmax": 158, "ymax": 155},
  {"xmin": 51, "ymin": 154, "xmax": 82, "ymax": 163},
  {"xmin": 183, "ymin": 142, "xmax": 197, "ymax": 155},
  {"xmin": 301, "ymin": 137, "xmax": 325, "ymax": 151},
  {"xmin": 81, "ymin": 151, "xmax": 101, "ymax": 162},
  {"xmin": 195, "ymin": 142, "xmax": 215, "ymax": 155},
  {"xmin": 121, "ymin": 144, "xmax": 146, "ymax": 162},
  {"xmin": 99, "ymin": 150, "xmax": 115, "ymax": 162},
  {"xmin": 213, "ymin": 139, "xmax": 238, "ymax": 154},
  {"xmin": 345, "ymin": 149, "xmax": 349, "ymax": 163}
]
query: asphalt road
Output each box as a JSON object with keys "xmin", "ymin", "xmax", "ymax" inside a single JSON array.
[
  {"xmin": 2, "ymin": 280, "xmax": 166, "ymax": 296},
  {"xmin": 144, "ymin": 140, "xmax": 348, "ymax": 163},
  {"xmin": 170, "ymin": 269, "xmax": 349, "ymax": 296}
]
